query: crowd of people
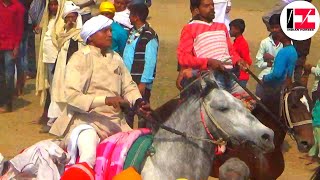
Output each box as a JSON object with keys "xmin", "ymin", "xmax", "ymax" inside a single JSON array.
[{"xmin": 0, "ymin": 0, "xmax": 318, "ymax": 179}]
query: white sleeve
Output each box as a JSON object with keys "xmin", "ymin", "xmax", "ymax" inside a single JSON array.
[
  {"xmin": 255, "ymin": 41, "xmax": 268, "ymax": 69},
  {"xmin": 90, "ymin": 96, "xmax": 106, "ymax": 108}
]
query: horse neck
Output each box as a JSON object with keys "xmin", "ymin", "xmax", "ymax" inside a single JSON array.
[{"xmin": 147, "ymin": 97, "xmax": 216, "ymax": 179}]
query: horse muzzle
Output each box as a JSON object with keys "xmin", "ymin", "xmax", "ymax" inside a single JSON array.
[{"xmin": 258, "ymin": 132, "xmax": 275, "ymax": 153}]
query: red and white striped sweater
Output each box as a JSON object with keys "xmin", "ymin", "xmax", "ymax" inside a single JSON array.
[{"xmin": 177, "ymin": 20, "xmax": 240, "ymax": 70}]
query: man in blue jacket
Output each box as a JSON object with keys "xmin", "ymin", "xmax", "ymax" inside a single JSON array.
[
  {"xmin": 262, "ymin": 21, "xmax": 298, "ymax": 102},
  {"xmin": 123, "ymin": 3, "xmax": 158, "ymax": 128}
]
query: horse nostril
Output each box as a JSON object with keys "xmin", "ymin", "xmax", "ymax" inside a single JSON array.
[
  {"xmin": 300, "ymin": 141, "xmax": 309, "ymax": 147},
  {"xmin": 261, "ymin": 133, "xmax": 270, "ymax": 141}
]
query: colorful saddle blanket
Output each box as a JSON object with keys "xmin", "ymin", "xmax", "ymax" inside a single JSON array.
[
  {"xmin": 95, "ymin": 128, "xmax": 151, "ymax": 180},
  {"xmin": 123, "ymin": 134, "xmax": 154, "ymax": 172}
]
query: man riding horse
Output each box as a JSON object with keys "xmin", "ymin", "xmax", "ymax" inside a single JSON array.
[
  {"xmin": 177, "ymin": 0, "xmax": 255, "ymax": 110},
  {"xmin": 49, "ymin": 15, "xmax": 151, "ymax": 171}
]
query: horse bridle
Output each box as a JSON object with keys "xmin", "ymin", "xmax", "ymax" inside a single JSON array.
[
  {"xmin": 125, "ymin": 72, "xmax": 230, "ymax": 148},
  {"xmin": 199, "ymin": 98, "xmax": 231, "ymax": 154},
  {"xmin": 128, "ymin": 95, "xmax": 229, "ymax": 147},
  {"xmin": 201, "ymin": 99, "xmax": 230, "ymax": 139},
  {"xmin": 281, "ymin": 86, "xmax": 312, "ymax": 129}
]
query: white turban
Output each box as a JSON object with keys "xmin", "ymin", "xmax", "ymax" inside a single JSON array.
[
  {"xmin": 80, "ymin": 15, "xmax": 113, "ymax": 44},
  {"xmin": 114, "ymin": 9, "xmax": 133, "ymax": 29},
  {"xmin": 62, "ymin": 1, "xmax": 80, "ymax": 19}
]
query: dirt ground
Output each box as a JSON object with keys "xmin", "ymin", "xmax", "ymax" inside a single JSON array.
[{"xmin": 1, "ymin": 0, "xmax": 320, "ymax": 179}]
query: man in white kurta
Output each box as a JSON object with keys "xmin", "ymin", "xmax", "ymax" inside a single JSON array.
[
  {"xmin": 45, "ymin": 1, "xmax": 84, "ymax": 132},
  {"xmin": 50, "ymin": 15, "xmax": 146, "ymax": 168}
]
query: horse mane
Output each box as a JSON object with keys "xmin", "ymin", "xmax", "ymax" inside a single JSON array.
[
  {"xmin": 153, "ymin": 75, "xmax": 218, "ymax": 120},
  {"xmin": 151, "ymin": 75, "xmax": 218, "ymax": 131}
]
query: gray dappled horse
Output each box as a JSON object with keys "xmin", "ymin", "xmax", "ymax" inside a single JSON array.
[{"xmin": 140, "ymin": 73, "xmax": 275, "ymax": 180}]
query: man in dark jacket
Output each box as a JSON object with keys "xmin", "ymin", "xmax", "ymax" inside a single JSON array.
[{"xmin": 123, "ymin": 3, "xmax": 158, "ymax": 127}]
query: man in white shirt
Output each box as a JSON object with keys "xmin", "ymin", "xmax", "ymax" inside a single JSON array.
[
  {"xmin": 213, "ymin": 0, "xmax": 231, "ymax": 30},
  {"xmin": 262, "ymin": 0, "xmax": 313, "ymax": 82},
  {"xmin": 72, "ymin": 0, "xmax": 96, "ymax": 23},
  {"xmin": 255, "ymin": 14, "xmax": 283, "ymax": 98}
]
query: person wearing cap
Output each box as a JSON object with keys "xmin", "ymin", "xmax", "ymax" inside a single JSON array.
[
  {"xmin": 41, "ymin": 1, "xmax": 85, "ymax": 133},
  {"xmin": 100, "ymin": 1, "xmax": 128, "ymax": 56},
  {"xmin": 49, "ymin": 15, "xmax": 151, "ymax": 168},
  {"xmin": 122, "ymin": 3, "xmax": 158, "ymax": 128}
]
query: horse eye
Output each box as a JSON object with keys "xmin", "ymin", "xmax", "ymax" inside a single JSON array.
[{"xmin": 218, "ymin": 107, "xmax": 229, "ymax": 112}]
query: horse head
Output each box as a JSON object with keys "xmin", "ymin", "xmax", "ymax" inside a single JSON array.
[
  {"xmin": 141, "ymin": 72, "xmax": 275, "ymax": 180},
  {"xmin": 283, "ymin": 82, "xmax": 314, "ymax": 152},
  {"xmin": 200, "ymin": 73, "xmax": 275, "ymax": 153}
]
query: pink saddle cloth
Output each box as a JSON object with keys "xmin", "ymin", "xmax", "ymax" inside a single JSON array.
[{"xmin": 95, "ymin": 128, "xmax": 151, "ymax": 180}]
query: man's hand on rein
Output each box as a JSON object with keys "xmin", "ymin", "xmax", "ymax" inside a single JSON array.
[
  {"xmin": 135, "ymin": 98, "xmax": 152, "ymax": 119},
  {"xmin": 105, "ymin": 96, "xmax": 130, "ymax": 110},
  {"xmin": 176, "ymin": 68, "xmax": 194, "ymax": 90},
  {"xmin": 207, "ymin": 59, "xmax": 225, "ymax": 71}
]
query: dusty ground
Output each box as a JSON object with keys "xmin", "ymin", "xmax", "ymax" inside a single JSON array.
[{"xmin": 0, "ymin": 0, "xmax": 320, "ymax": 179}]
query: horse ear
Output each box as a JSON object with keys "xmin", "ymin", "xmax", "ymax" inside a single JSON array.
[{"xmin": 200, "ymin": 75, "xmax": 219, "ymax": 97}]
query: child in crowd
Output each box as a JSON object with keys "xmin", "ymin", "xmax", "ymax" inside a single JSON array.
[
  {"xmin": 255, "ymin": 14, "xmax": 283, "ymax": 98},
  {"xmin": 229, "ymin": 18, "xmax": 251, "ymax": 87}
]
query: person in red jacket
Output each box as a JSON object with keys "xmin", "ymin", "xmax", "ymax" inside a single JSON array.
[
  {"xmin": 229, "ymin": 18, "xmax": 252, "ymax": 87},
  {"xmin": 0, "ymin": 0, "xmax": 25, "ymax": 112}
]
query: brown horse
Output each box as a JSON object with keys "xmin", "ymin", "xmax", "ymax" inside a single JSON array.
[{"xmin": 153, "ymin": 82, "xmax": 314, "ymax": 180}]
